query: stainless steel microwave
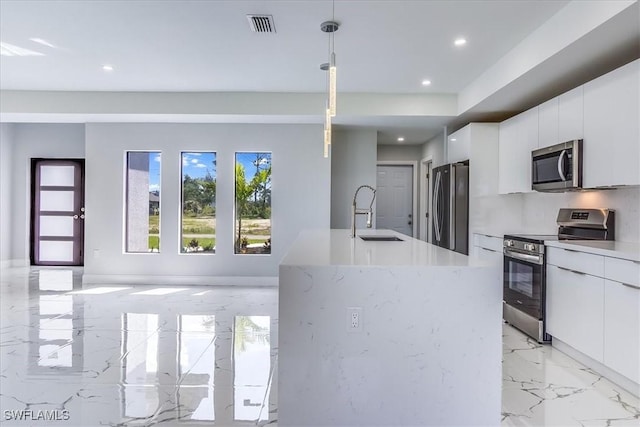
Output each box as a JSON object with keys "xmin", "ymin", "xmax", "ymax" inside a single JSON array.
[{"xmin": 531, "ymin": 140, "xmax": 582, "ymax": 192}]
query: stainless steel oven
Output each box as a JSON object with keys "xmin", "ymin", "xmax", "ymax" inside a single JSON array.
[
  {"xmin": 532, "ymin": 140, "xmax": 582, "ymax": 192},
  {"xmin": 503, "ymin": 236, "xmax": 551, "ymax": 343}
]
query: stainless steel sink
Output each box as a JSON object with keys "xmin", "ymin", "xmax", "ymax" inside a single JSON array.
[{"xmin": 359, "ymin": 236, "xmax": 403, "ymax": 242}]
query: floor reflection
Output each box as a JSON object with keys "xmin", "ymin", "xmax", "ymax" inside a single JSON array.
[
  {"xmin": 38, "ymin": 269, "xmax": 75, "ymax": 291},
  {"xmin": 30, "ymin": 292, "xmax": 83, "ymax": 374},
  {"xmin": 234, "ymin": 316, "xmax": 271, "ymax": 422},
  {"xmin": 0, "ymin": 268, "xmax": 278, "ymax": 426},
  {"xmin": 178, "ymin": 314, "xmax": 216, "ymax": 421}
]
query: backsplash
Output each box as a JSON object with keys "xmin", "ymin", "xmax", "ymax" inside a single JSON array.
[{"xmin": 470, "ymin": 187, "xmax": 639, "ymax": 242}]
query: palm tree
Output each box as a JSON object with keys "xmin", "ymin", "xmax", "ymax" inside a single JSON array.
[{"xmin": 235, "ymin": 163, "xmax": 255, "ymax": 252}]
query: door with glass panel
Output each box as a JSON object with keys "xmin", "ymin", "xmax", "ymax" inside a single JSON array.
[{"xmin": 31, "ymin": 159, "xmax": 85, "ymax": 265}]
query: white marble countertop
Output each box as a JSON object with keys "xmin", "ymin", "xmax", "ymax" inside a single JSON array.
[
  {"xmin": 545, "ymin": 240, "xmax": 640, "ymax": 262},
  {"xmin": 280, "ymin": 229, "xmax": 489, "ymax": 267}
]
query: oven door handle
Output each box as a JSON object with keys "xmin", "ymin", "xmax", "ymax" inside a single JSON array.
[
  {"xmin": 504, "ymin": 249, "xmax": 543, "ymax": 265},
  {"xmin": 557, "ymin": 149, "xmax": 567, "ymax": 181}
]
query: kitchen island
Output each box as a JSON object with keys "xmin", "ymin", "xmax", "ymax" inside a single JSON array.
[{"xmin": 278, "ymin": 229, "xmax": 502, "ymax": 426}]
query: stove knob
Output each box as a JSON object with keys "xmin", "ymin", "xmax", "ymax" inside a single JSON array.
[
  {"xmin": 505, "ymin": 240, "xmax": 513, "ymax": 247},
  {"xmin": 525, "ymin": 243, "xmax": 536, "ymax": 251}
]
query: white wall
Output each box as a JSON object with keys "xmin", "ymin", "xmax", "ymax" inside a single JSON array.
[
  {"xmin": 470, "ymin": 188, "xmax": 639, "ymax": 243},
  {"xmin": 0, "ymin": 123, "xmax": 14, "ymax": 267},
  {"xmin": 9, "ymin": 124, "xmax": 86, "ymax": 266},
  {"xmin": 376, "ymin": 145, "xmax": 423, "ymax": 162},
  {"xmin": 330, "ymin": 129, "xmax": 377, "ymax": 229},
  {"xmin": 84, "ymin": 123, "xmax": 329, "ymax": 281},
  {"xmin": 421, "ymin": 132, "xmax": 445, "ymax": 167}
]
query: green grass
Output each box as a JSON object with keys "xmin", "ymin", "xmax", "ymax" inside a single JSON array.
[
  {"xmin": 148, "ymin": 236, "xmax": 160, "ymax": 250},
  {"xmin": 181, "ymin": 216, "xmax": 215, "ymax": 234}
]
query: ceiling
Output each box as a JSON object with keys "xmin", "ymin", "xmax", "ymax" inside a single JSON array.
[{"xmin": 0, "ymin": 0, "xmax": 637, "ymax": 145}]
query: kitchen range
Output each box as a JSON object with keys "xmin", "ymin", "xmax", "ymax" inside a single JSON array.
[{"xmin": 503, "ymin": 208, "xmax": 615, "ymax": 343}]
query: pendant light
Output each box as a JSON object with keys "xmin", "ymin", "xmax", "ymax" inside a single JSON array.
[
  {"xmin": 321, "ymin": 20, "xmax": 339, "ymax": 116},
  {"xmin": 320, "ymin": 16, "xmax": 339, "ymax": 158}
]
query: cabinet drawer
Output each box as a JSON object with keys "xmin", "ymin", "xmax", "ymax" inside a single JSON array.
[
  {"xmin": 547, "ymin": 247, "xmax": 604, "ymax": 277},
  {"xmin": 475, "ymin": 234, "xmax": 503, "ymax": 252},
  {"xmin": 605, "ymin": 257, "xmax": 640, "ymax": 287}
]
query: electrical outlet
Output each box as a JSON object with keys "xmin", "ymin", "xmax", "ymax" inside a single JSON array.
[{"xmin": 346, "ymin": 307, "xmax": 363, "ymax": 332}]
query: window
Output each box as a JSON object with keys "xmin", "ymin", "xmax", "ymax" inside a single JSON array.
[
  {"xmin": 234, "ymin": 153, "xmax": 271, "ymax": 255},
  {"xmin": 125, "ymin": 152, "xmax": 161, "ymax": 253},
  {"xmin": 181, "ymin": 152, "xmax": 217, "ymax": 253}
]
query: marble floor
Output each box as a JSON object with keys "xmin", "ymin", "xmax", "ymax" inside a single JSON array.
[{"xmin": 0, "ymin": 267, "xmax": 638, "ymax": 426}]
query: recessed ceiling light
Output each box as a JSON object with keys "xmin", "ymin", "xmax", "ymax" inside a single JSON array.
[
  {"xmin": 454, "ymin": 38, "xmax": 467, "ymax": 47},
  {"xmin": 421, "ymin": 79, "xmax": 431, "ymax": 86},
  {"xmin": 397, "ymin": 137, "xmax": 405, "ymax": 142},
  {"xmin": 450, "ymin": 138, "xmax": 457, "ymax": 142},
  {"xmin": 102, "ymin": 64, "xmax": 114, "ymax": 71}
]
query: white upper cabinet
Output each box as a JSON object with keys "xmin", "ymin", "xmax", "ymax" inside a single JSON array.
[
  {"xmin": 558, "ymin": 86, "xmax": 584, "ymax": 142},
  {"xmin": 499, "ymin": 107, "xmax": 537, "ymax": 194},
  {"xmin": 538, "ymin": 98, "xmax": 558, "ymax": 148},
  {"xmin": 447, "ymin": 125, "xmax": 471, "ymax": 163},
  {"xmin": 538, "ymin": 86, "xmax": 583, "ymax": 149},
  {"xmin": 583, "ymin": 60, "xmax": 640, "ymax": 188},
  {"xmin": 468, "ymin": 123, "xmax": 499, "ymax": 197}
]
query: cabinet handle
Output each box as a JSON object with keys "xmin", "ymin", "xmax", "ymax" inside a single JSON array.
[
  {"xmin": 621, "ymin": 282, "xmax": 640, "ymax": 290},
  {"xmin": 563, "ymin": 249, "xmax": 579, "ymax": 253},
  {"xmin": 557, "ymin": 266, "xmax": 586, "ymax": 275},
  {"xmin": 482, "ymin": 248, "xmax": 497, "ymax": 253}
]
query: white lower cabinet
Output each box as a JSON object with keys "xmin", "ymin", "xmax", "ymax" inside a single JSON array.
[
  {"xmin": 472, "ymin": 234, "xmax": 503, "ymax": 265},
  {"xmin": 546, "ymin": 264, "xmax": 604, "ymax": 362},
  {"xmin": 604, "ymin": 279, "xmax": 640, "ymax": 384},
  {"xmin": 476, "ymin": 246, "xmax": 502, "ymax": 264}
]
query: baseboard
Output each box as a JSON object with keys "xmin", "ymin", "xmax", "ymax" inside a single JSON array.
[
  {"xmin": 553, "ymin": 338, "xmax": 639, "ymax": 398},
  {"xmin": 82, "ymin": 274, "xmax": 278, "ymax": 287}
]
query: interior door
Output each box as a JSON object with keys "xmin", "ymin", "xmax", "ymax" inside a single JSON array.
[
  {"xmin": 31, "ymin": 159, "xmax": 85, "ymax": 266},
  {"xmin": 376, "ymin": 165, "xmax": 413, "ymax": 236}
]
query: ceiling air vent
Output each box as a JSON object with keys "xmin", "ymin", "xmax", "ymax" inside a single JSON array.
[{"xmin": 247, "ymin": 14, "xmax": 276, "ymax": 33}]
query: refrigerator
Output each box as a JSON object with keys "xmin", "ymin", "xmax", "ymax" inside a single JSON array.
[{"xmin": 432, "ymin": 162, "xmax": 469, "ymax": 255}]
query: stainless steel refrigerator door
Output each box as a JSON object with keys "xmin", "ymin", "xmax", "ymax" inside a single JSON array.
[
  {"xmin": 453, "ymin": 163, "xmax": 469, "ymax": 255},
  {"xmin": 432, "ymin": 165, "xmax": 451, "ymax": 249}
]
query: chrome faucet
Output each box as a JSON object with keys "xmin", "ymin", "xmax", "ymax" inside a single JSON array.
[{"xmin": 351, "ymin": 185, "xmax": 376, "ymax": 238}]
